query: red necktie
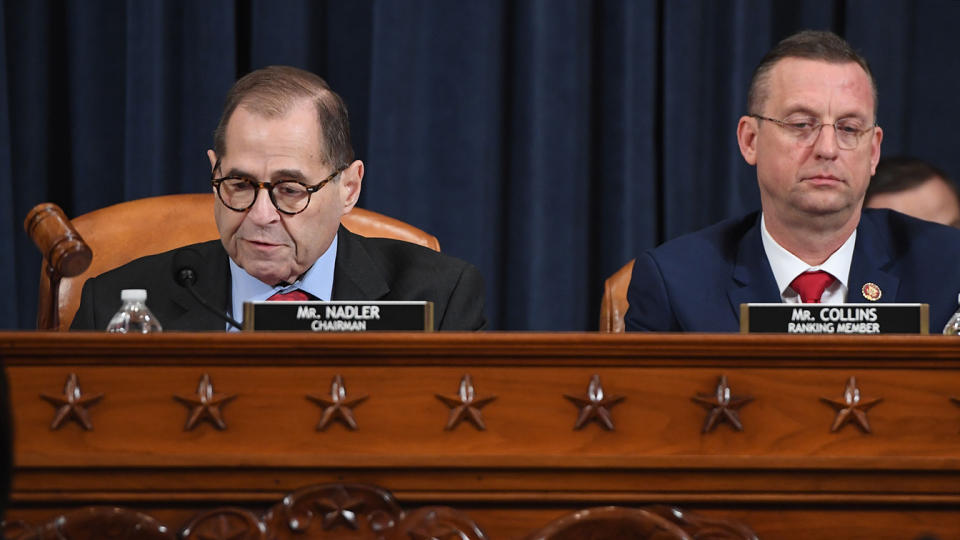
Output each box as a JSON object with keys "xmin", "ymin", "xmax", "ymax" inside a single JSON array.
[
  {"xmin": 789, "ymin": 271, "xmax": 836, "ymax": 303},
  {"xmin": 267, "ymin": 289, "xmax": 310, "ymax": 302}
]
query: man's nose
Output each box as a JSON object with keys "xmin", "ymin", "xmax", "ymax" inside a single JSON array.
[
  {"xmin": 813, "ymin": 124, "xmax": 839, "ymax": 158},
  {"xmin": 247, "ymin": 187, "xmax": 280, "ymax": 223}
]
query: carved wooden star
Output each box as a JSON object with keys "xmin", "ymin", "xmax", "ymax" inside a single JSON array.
[
  {"xmin": 307, "ymin": 375, "xmax": 369, "ymax": 431},
  {"xmin": 564, "ymin": 374, "xmax": 625, "ymax": 430},
  {"xmin": 40, "ymin": 373, "xmax": 104, "ymax": 430},
  {"xmin": 691, "ymin": 375, "xmax": 753, "ymax": 433},
  {"xmin": 820, "ymin": 376, "xmax": 883, "ymax": 433},
  {"xmin": 314, "ymin": 488, "xmax": 364, "ymax": 530},
  {"xmin": 435, "ymin": 374, "xmax": 496, "ymax": 431},
  {"xmin": 174, "ymin": 374, "xmax": 237, "ymax": 431}
]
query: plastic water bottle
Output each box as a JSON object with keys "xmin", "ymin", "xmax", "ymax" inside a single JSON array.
[
  {"xmin": 943, "ymin": 293, "xmax": 960, "ymax": 335},
  {"xmin": 106, "ymin": 289, "xmax": 163, "ymax": 333}
]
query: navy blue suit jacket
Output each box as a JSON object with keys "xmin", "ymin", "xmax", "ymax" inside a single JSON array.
[{"xmin": 625, "ymin": 209, "xmax": 960, "ymax": 332}]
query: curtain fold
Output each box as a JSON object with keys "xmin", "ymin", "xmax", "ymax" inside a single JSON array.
[
  {"xmin": 0, "ymin": 0, "xmax": 15, "ymax": 328},
  {"xmin": 2, "ymin": 0, "xmax": 959, "ymax": 330}
]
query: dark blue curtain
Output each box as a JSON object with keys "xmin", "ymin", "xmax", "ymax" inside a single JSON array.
[{"xmin": 2, "ymin": 0, "xmax": 959, "ymax": 330}]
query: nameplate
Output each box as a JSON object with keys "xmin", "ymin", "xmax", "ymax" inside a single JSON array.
[
  {"xmin": 242, "ymin": 301, "xmax": 434, "ymax": 332},
  {"xmin": 739, "ymin": 303, "xmax": 928, "ymax": 334}
]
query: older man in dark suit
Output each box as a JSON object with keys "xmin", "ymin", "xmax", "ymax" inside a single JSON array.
[
  {"xmin": 626, "ymin": 31, "xmax": 960, "ymax": 332},
  {"xmin": 72, "ymin": 66, "xmax": 485, "ymax": 331}
]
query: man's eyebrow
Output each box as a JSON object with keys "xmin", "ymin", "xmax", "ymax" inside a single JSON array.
[
  {"xmin": 781, "ymin": 104, "xmax": 870, "ymax": 122},
  {"xmin": 223, "ymin": 168, "xmax": 308, "ymax": 181},
  {"xmin": 780, "ymin": 105, "xmax": 820, "ymax": 117},
  {"xmin": 271, "ymin": 169, "xmax": 307, "ymax": 181},
  {"xmin": 224, "ymin": 167, "xmax": 256, "ymax": 179}
]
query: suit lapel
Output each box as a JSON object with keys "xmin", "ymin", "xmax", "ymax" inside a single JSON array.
[
  {"xmin": 157, "ymin": 230, "xmax": 396, "ymax": 327},
  {"xmin": 848, "ymin": 214, "xmax": 898, "ymax": 303},
  {"xmin": 331, "ymin": 226, "xmax": 390, "ymax": 301},
  {"xmin": 727, "ymin": 215, "xmax": 782, "ymax": 321}
]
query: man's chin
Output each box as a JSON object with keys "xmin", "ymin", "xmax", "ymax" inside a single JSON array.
[
  {"xmin": 792, "ymin": 193, "xmax": 857, "ymax": 216},
  {"xmin": 237, "ymin": 260, "xmax": 294, "ymax": 286}
]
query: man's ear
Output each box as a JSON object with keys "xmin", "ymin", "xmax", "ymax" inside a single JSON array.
[
  {"xmin": 868, "ymin": 126, "xmax": 883, "ymax": 176},
  {"xmin": 207, "ymin": 150, "xmax": 218, "ymax": 193},
  {"xmin": 737, "ymin": 116, "xmax": 759, "ymax": 166},
  {"xmin": 339, "ymin": 160, "xmax": 364, "ymax": 213}
]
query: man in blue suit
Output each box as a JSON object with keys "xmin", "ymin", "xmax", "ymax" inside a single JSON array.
[{"xmin": 626, "ymin": 30, "xmax": 960, "ymax": 332}]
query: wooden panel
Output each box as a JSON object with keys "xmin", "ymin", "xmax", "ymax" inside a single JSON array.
[
  {"xmin": 7, "ymin": 505, "xmax": 958, "ymax": 540},
  {"xmin": 3, "ymin": 332, "xmax": 960, "ymax": 539}
]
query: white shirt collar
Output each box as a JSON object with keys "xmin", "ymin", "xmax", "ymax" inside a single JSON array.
[
  {"xmin": 760, "ymin": 214, "xmax": 856, "ymax": 304},
  {"xmin": 228, "ymin": 234, "xmax": 338, "ymax": 329}
]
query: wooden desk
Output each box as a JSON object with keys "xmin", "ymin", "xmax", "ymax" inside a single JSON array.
[{"xmin": 2, "ymin": 332, "xmax": 959, "ymax": 539}]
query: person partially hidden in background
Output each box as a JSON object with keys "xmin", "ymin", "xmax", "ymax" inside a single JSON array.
[
  {"xmin": 625, "ymin": 30, "xmax": 960, "ymax": 332},
  {"xmin": 72, "ymin": 66, "xmax": 486, "ymax": 331},
  {"xmin": 865, "ymin": 157, "xmax": 960, "ymax": 228}
]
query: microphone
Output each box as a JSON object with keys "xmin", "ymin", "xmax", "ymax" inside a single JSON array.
[{"xmin": 172, "ymin": 248, "xmax": 242, "ymax": 330}]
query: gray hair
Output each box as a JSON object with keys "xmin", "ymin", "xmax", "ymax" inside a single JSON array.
[{"xmin": 213, "ymin": 65, "xmax": 353, "ymax": 168}]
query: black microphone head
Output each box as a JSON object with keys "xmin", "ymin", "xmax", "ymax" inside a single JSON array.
[{"xmin": 172, "ymin": 247, "xmax": 203, "ymax": 287}]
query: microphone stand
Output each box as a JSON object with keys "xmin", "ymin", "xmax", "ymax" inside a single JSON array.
[
  {"xmin": 183, "ymin": 282, "xmax": 243, "ymax": 330},
  {"xmin": 174, "ymin": 264, "xmax": 243, "ymax": 330}
]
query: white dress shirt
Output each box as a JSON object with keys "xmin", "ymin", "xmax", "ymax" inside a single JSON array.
[
  {"xmin": 760, "ymin": 214, "xmax": 856, "ymax": 304},
  {"xmin": 227, "ymin": 235, "xmax": 338, "ymax": 330}
]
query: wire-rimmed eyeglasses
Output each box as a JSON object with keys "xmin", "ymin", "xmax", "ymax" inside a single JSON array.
[{"xmin": 750, "ymin": 114, "xmax": 876, "ymax": 150}]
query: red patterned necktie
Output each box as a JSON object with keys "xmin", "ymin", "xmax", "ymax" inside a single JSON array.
[
  {"xmin": 267, "ymin": 289, "xmax": 310, "ymax": 302},
  {"xmin": 789, "ymin": 271, "xmax": 836, "ymax": 303}
]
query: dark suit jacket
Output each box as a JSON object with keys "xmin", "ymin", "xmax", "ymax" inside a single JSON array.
[
  {"xmin": 625, "ymin": 209, "xmax": 960, "ymax": 332},
  {"xmin": 72, "ymin": 226, "xmax": 486, "ymax": 331}
]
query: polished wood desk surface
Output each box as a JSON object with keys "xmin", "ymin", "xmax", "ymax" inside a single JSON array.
[{"xmin": 2, "ymin": 332, "xmax": 959, "ymax": 539}]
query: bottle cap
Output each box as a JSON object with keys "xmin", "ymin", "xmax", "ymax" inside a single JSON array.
[{"xmin": 120, "ymin": 289, "xmax": 148, "ymax": 302}]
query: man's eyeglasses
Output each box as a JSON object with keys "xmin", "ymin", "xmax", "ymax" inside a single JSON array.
[
  {"xmin": 750, "ymin": 114, "xmax": 876, "ymax": 150},
  {"xmin": 210, "ymin": 158, "xmax": 344, "ymax": 215}
]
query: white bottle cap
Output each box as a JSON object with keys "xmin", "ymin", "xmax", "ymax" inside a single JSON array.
[{"xmin": 120, "ymin": 289, "xmax": 148, "ymax": 302}]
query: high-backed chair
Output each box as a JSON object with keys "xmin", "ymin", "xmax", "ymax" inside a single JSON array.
[
  {"xmin": 598, "ymin": 259, "xmax": 635, "ymax": 332},
  {"xmin": 25, "ymin": 193, "xmax": 441, "ymax": 331}
]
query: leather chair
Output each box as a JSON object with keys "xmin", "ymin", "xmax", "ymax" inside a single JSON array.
[
  {"xmin": 598, "ymin": 259, "xmax": 635, "ymax": 332},
  {"xmin": 25, "ymin": 193, "xmax": 441, "ymax": 331}
]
